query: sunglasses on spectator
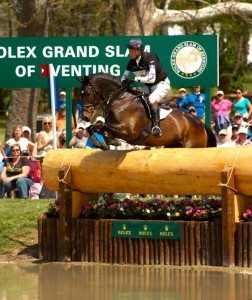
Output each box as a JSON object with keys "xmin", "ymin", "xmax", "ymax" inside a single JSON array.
[
  {"xmin": 44, "ymin": 122, "xmax": 52, "ymax": 125},
  {"xmin": 11, "ymin": 148, "xmax": 20, "ymax": 152},
  {"xmin": 236, "ymin": 92, "xmax": 241, "ymax": 94}
]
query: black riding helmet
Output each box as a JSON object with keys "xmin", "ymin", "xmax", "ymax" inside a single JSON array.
[{"xmin": 127, "ymin": 38, "xmax": 144, "ymax": 50}]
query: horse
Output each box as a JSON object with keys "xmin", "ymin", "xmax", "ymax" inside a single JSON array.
[{"xmin": 79, "ymin": 73, "xmax": 216, "ymax": 148}]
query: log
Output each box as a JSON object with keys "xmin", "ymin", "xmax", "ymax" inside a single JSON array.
[{"xmin": 42, "ymin": 147, "xmax": 252, "ymax": 196}]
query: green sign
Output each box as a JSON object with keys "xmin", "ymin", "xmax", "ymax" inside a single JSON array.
[
  {"xmin": 0, "ymin": 35, "xmax": 218, "ymax": 88},
  {"xmin": 112, "ymin": 221, "xmax": 180, "ymax": 240}
]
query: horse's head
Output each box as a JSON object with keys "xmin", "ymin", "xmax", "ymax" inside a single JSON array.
[{"xmin": 79, "ymin": 73, "xmax": 124, "ymax": 121}]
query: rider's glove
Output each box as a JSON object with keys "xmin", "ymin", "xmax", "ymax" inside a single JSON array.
[{"xmin": 122, "ymin": 77, "xmax": 134, "ymax": 85}]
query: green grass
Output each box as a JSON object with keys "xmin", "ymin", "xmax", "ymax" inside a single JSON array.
[{"xmin": 0, "ymin": 199, "xmax": 54, "ymax": 255}]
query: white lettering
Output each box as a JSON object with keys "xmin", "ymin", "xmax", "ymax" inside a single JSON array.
[
  {"xmin": 42, "ymin": 45, "xmax": 99, "ymax": 58},
  {"xmin": 0, "ymin": 47, "xmax": 7, "ymax": 58},
  {"xmin": 25, "ymin": 46, "xmax": 37, "ymax": 58},
  {"xmin": 15, "ymin": 65, "xmax": 27, "ymax": 77},
  {"xmin": 49, "ymin": 64, "xmax": 121, "ymax": 77},
  {"xmin": 26, "ymin": 65, "xmax": 36, "ymax": 77}
]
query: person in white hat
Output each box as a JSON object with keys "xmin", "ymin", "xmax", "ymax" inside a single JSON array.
[
  {"xmin": 233, "ymin": 126, "xmax": 252, "ymax": 146},
  {"xmin": 176, "ymin": 88, "xmax": 187, "ymax": 112},
  {"xmin": 217, "ymin": 129, "xmax": 234, "ymax": 147},
  {"xmin": 211, "ymin": 90, "xmax": 233, "ymax": 134},
  {"xmin": 69, "ymin": 123, "xmax": 89, "ymax": 148},
  {"xmin": 57, "ymin": 90, "xmax": 66, "ymax": 111}
]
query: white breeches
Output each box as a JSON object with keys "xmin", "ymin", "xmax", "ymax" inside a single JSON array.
[{"xmin": 141, "ymin": 77, "xmax": 170, "ymax": 105}]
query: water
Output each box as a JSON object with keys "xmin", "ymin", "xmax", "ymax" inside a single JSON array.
[{"xmin": 0, "ymin": 263, "xmax": 251, "ymax": 300}]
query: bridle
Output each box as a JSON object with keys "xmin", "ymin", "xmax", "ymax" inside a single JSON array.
[{"xmin": 81, "ymin": 79, "xmax": 127, "ymax": 118}]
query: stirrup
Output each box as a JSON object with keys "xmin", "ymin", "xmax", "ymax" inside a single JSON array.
[{"xmin": 151, "ymin": 126, "xmax": 162, "ymax": 137}]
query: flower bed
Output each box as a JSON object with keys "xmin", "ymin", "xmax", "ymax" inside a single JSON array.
[
  {"xmin": 240, "ymin": 205, "xmax": 252, "ymax": 222},
  {"xmin": 79, "ymin": 194, "xmax": 222, "ymax": 221}
]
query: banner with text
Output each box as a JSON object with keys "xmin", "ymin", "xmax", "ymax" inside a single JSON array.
[
  {"xmin": 0, "ymin": 35, "xmax": 218, "ymax": 88},
  {"xmin": 112, "ymin": 220, "xmax": 180, "ymax": 240}
]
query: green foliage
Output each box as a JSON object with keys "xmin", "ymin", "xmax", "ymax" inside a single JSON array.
[{"xmin": 0, "ymin": 199, "xmax": 54, "ymax": 254}]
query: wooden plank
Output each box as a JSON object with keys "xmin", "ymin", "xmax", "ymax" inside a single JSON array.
[
  {"xmin": 235, "ymin": 223, "xmax": 243, "ymax": 267},
  {"xmin": 99, "ymin": 220, "xmax": 104, "ymax": 263},
  {"xmin": 242, "ymin": 222, "xmax": 248, "ymax": 267},
  {"xmin": 108, "ymin": 220, "xmax": 113, "ymax": 264},
  {"xmin": 221, "ymin": 167, "xmax": 235, "ymax": 267},
  {"xmin": 249, "ymin": 223, "xmax": 252, "ymax": 268},
  {"xmin": 179, "ymin": 222, "xmax": 185, "ymax": 266},
  {"xmin": 184, "ymin": 222, "xmax": 189, "ymax": 265},
  {"xmin": 46, "ymin": 218, "xmax": 52, "ymax": 261},
  {"xmin": 94, "ymin": 220, "xmax": 100, "ymax": 262},
  {"xmin": 128, "ymin": 238, "xmax": 134, "ymax": 264},
  {"xmin": 84, "ymin": 219, "xmax": 89, "ymax": 262},
  {"xmin": 189, "ymin": 222, "xmax": 195, "ymax": 265},
  {"xmin": 51, "ymin": 218, "xmax": 57, "ymax": 261},
  {"xmin": 215, "ymin": 220, "xmax": 222, "ymax": 266},
  {"xmin": 205, "ymin": 221, "xmax": 212, "ymax": 266},
  {"xmin": 37, "ymin": 214, "xmax": 46, "ymax": 260},
  {"xmin": 195, "ymin": 222, "xmax": 201, "ymax": 265}
]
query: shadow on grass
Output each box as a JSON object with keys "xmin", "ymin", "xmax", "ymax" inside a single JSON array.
[{"xmin": 18, "ymin": 244, "xmax": 39, "ymax": 259}]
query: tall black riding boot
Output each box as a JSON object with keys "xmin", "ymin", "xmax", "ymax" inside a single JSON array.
[{"xmin": 150, "ymin": 107, "xmax": 162, "ymax": 137}]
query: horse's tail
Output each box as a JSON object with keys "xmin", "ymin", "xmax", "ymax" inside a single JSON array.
[{"xmin": 204, "ymin": 124, "xmax": 217, "ymax": 147}]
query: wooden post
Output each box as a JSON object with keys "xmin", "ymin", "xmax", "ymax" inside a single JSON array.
[
  {"xmin": 221, "ymin": 167, "xmax": 235, "ymax": 267},
  {"xmin": 58, "ymin": 168, "xmax": 72, "ymax": 262}
]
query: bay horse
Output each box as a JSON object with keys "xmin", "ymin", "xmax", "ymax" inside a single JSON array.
[{"xmin": 79, "ymin": 73, "xmax": 216, "ymax": 148}]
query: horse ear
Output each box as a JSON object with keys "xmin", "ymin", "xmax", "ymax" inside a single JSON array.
[{"xmin": 82, "ymin": 75, "xmax": 90, "ymax": 85}]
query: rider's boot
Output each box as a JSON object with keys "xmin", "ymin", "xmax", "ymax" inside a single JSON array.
[{"xmin": 150, "ymin": 104, "xmax": 162, "ymax": 137}]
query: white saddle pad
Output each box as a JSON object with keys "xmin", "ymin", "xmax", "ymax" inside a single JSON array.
[{"xmin": 160, "ymin": 108, "xmax": 172, "ymax": 120}]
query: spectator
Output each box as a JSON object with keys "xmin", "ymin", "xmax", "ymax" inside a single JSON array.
[
  {"xmin": 233, "ymin": 88, "xmax": 252, "ymax": 121},
  {"xmin": 22, "ymin": 126, "xmax": 37, "ymax": 156},
  {"xmin": 57, "ymin": 91, "xmax": 66, "ymax": 111},
  {"xmin": 86, "ymin": 118, "xmax": 109, "ymax": 151},
  {"xmin": 56, "ymin": 104, "xmax": 75, "ymax": 132},
  {"xmin": 4, "ymin": 125, "xmax": 35, "ymax": 156},
  {"xmin": 184, "ymin": 86, "xmax": 206, "ymax": 122},
  {"xmin": 233, "ymin": 127, "xmax": 252, "ymax": 146},
  {"xmin": 69, "ymin": 123, "xmax": 89, "ymax": 148},
  {"xmin": 232, "ymin": 113, "xmax": 248, "ymax": 128},
  {"xmin": 0, "ymin": 141, "xmax": 7, "ymax": 173},
  {"xmin": 211, "ymin": 90, "xmax": 233, "ymax": 134},
  {"xmin": 0, "ymin": 144, "xmax": 34, "ymax": 198},
  {"xmin": 176, "ymin": 88, "xmax": 187, "ymax": 112},
  {"xmin": 58, "ymin": 129, "xmax": 67, "ymax": 148},
  {"xmin": 231, "ymin": 124, "xmax": 239, "ymax": 141},
  {"xmin": 217, "ymin": 129, "xmax": 233, "ymax": 147},
  {"xmin": 188, "ymin": 106, "xmax": 197, "ymax": 117},
  {"xmin": 36, "ymin": 116, "xmax": 54, "ymax": 157}
]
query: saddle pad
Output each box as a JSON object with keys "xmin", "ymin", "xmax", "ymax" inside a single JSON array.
[{"xmin": 160, "ymin": 108, "xmax": 172, "ymax": 120}]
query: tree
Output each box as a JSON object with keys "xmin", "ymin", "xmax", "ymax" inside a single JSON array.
[
  {"xmin": 2, "ymin": 0, "xmax": 252, "ymax": 138},
  {"xmin": 4, "ymin": 0, "xmax": 51, "ymax": 140}
]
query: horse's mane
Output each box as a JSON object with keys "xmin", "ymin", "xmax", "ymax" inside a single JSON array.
[{"xmin": 90, "ymin": 73, "xmax": 121, "ymax": 86}]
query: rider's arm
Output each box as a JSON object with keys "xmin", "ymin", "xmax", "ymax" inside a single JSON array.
[
  {"xmin": 134, "ymin": 63, "xmax": 156, "ymax": 84},
  {"xmin": 121, "ymin": 70, "xmax": 130, "ymax": 82}
]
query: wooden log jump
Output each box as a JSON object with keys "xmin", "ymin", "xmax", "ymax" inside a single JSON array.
[
  {"xmin": 40, "ymin": 147, "xmax": 252, "ymax": 266},
  {"xmin": 43, "ymin": 147, "xmax": 252, "ymax": 196}
]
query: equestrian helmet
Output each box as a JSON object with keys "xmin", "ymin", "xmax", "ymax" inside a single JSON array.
[{"xmin": 127, "ymin": 38, "xmax": 144, "ymax": 50}]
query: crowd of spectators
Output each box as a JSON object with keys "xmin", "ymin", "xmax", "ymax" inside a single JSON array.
[{"xmin": 1, "ymin": 87, "xmax": 252, "ymax": 199}]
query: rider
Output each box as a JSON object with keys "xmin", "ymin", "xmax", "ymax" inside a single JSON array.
[{"xmin": 121, "ymin": 38, "xmax": 170, "ymax": 137}]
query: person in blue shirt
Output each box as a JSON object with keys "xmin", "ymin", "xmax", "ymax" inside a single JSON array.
[
  {"xmin": 184, "ymin": 86, "xmax": 206, "ymax": 122},
  {"xmin": 176, "ymin": 88, "xmax": 188, "ymax": 112},
  {"xmin": 86, "ymin": 119, "xmax": 109, "ymax": 151}
]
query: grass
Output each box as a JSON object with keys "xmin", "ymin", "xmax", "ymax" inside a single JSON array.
[{"xmin": 0, "ymin": 199, "xmax": 54, "ymax": 256}]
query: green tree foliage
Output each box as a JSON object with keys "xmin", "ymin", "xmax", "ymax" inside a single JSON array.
[{"xmin": 49, "ymin": 0, "xmax": 125, "ymax": 36}]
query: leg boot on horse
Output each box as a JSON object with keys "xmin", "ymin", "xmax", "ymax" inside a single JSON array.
[{"xmin": 150, "ymin": 102, "xmax": 162, "ymax": 137}]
